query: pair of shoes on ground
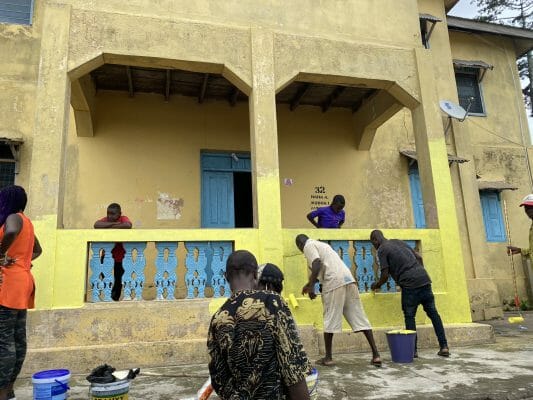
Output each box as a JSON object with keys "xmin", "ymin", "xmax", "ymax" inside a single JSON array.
[{"xmin": 315, "ymin": 356, "xmax": 382, "ymax": 368}]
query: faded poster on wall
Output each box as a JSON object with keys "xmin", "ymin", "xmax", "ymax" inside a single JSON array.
[{"xmin": 157, "ymin": 192, "xmax": 184, "ymax": 220}]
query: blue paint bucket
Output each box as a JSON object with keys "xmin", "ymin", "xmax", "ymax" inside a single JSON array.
[
  {"xmin": 386, "ymin": 329, "xmax": 417, "ymax": 363},
  {"xmin": 32, "ymin": 369, "xmax": 70, "ymax": 400}
]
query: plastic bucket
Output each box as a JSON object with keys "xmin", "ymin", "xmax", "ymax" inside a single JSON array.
[
  {"xmin": 90, "ymin": 380, "xmax": 130, "ymax": 400},
  {"xmin": 32, "ymin": 369, "xmax": 70, "ymax": 400},
  {"xmin": 306, "ymin": 368, "xmax": 319, "ymax": 400},
  {"xmin": 386, "ymin": 329, "xmax": 417, "ymax": 363}
]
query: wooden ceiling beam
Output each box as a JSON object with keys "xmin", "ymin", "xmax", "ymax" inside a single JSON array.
[
  {"xmin": 351, "ymin": 90, "xmax": 376, "ymax": 113},
  {"xmin": 164, "ymin": 69, "xmax": 171, "ymax": 102},
  {"xmin": 321, "ymin": 86, "xmax": 346, "ymax": 113},
  {"xmin": 199, "ymin": 73, "xmax": 209, "ymax": 104},
  {"xmin": 126, "ymin": 66, "xmax": 134, "ymax": 97},
  {"xmin": 290, "ymin": 83, "xmax": 310, "ymax": 111},
  {"xmin": 229, "ymin": 87, "xmax": 240, "ymax": 107}
]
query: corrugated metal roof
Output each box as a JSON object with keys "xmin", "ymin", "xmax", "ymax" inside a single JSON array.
[
  {"xmin": 447, "ymin": 16, "xmax": 533, "ymax": 56},
  {"xmin": 453, "ymin": 59, "xmax": 493, "ymax": 70},
  {"xmin": 419, "ymin": 13, "xmax": 442, "ymax": 23},
  {"xmin": 399, "ymin": 149, "xmax": 469, "ymax": 164},
  {"xmin": 478, "ymin": 181, "xmax": 518, "ymax": 191}
]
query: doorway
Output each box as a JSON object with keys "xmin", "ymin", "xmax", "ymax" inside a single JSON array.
[{"xmin": 201, "ymin": 152, "xmax": 253, "ymax": 228}]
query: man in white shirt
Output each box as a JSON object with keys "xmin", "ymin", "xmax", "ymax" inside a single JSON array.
[{"xmin": 296, "ymin": 234, "xmax": 381, "ymax": 367}]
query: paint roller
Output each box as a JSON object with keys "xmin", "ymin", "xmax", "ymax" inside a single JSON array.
[
  {"xmin": 288, "ymin": 293, "xmax": 299, "ymax": 309},
  {"xmin": 503, "ymin": 200, "xmax": 524, "ymax": 324}
]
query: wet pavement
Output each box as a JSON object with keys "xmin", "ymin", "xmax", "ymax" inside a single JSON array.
[{"xmin": 14, "ymin": 312, "xmax": 533, "ymax": 399}]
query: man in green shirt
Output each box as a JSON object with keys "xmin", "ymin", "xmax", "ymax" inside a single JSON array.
[{"xmin": 507, "ymin": 194, "xmax": 533, "ymax": 257}]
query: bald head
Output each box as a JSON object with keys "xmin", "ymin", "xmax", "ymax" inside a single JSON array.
[
  {"xmin": 370, "ymin": 230, "xmax": 386, "ymax": 249},
  {"xmin": 295, "ymin": 234, "xmax": 309, "ymax": 252}
]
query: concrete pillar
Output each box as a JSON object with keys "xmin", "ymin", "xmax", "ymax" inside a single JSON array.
[
  {"xmin": 411, "ymin": 48, "xmax": 471, "ymax": 322},
  {"xmin": 27, "ymin": 3, "xmax": 71, "ymax": 225},
  {"xmin": 249, "ymin": 28, "xmax": 283, "ymax": 266},
  {"xmin": 451, "ymin": 119, "xmax": 504, "ymax": 320}
]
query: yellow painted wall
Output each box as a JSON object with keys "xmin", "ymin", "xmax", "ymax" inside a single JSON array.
[
  {"xmin": 281, "ymin": 228, "xmax": 471, "ymax": 328},
  {"xmin": 278, "ymin": 106, "xmax": 417, "ymax": 229},
  {"xmin": 63, "ymin": 91, "xmax": 250, "ymax": 228},
  {"xmin": 3, "ymin": 0, "xmax": 519, "ymax": 328},
  {"xmin": 65, "ymin": 94, "xmax": 421, "ymax": 232},
  {"xmin": 0, "ymin": 0, "xmax": 44, "ymax": 192},
  {"xmin": 449, "ymin": 30, "xmax": 533, "ymax": 302},
  {"xmin": 62, "ymin": 0, "xmax": 421, "ymax": 49}
]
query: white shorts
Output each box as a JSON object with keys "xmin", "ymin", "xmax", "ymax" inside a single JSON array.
[{"xmin": 322, "ymin": 283, "xmax": 372, "ymax": 333}]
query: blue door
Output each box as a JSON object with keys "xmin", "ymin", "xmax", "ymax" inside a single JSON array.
[
  {"xmin": 201, "ymin": 152, "xmax": 251, "ymax": 228},
  {"xmin": 408, "ymin": 164, "xmax": 427, "ymax": 228},
  {"xmin": 480, "ymin": 191, "xmax": 506, "ymax": 242},
  {"xmin": 202, "ymin": 171, "xmax": 235, "ymax": 228}
]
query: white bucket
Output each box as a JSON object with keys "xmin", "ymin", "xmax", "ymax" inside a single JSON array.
[
  {"xmin": 32, "ymin": 369, "xmax": 71, "ymax": 400},
  {"xmin": 90, "ymin": 380, "xmax": 130, "ymax": 400}
]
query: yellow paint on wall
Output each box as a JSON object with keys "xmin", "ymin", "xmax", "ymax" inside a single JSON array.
[{"xmin": 64, "ymin": 92, "xmax": 251, "ymax": 229}]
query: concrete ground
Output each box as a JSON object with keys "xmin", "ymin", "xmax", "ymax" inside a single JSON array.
[{"xmin": 14, "ymin": 312, "xmax": 533, "ymax": 399}]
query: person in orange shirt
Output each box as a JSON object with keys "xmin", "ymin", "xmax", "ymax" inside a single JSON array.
[{"xmin": 0, "ymin": 185, "xmax": 42, "ymax": 400}]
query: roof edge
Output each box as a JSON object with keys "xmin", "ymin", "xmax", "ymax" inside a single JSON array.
[{"xmin": 445, "ymin": 0, "xmax": 460, "ymax": 13}]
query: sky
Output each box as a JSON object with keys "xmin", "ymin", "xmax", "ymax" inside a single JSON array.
[
  {"xmin": 448, "ymin": 0, "xmax": 479, "ymax": 18},
  {"xmin": 449, "ymin": 0, "xmax": 533, "ymax": 140}
]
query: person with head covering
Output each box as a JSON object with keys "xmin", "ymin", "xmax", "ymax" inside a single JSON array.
[
  {"xmin": 256, "ymin": 263, "xmax": 284, "ymax": 293},
  {"xmin": 207, "ymin": 250, "xmax": 310, "ymax": 400},
  {"xmin": 0, "ymin": 185, "xmax": 42, "ymax": 400},
  {"xmin": 508, "ymin": 194, "xmax": 533, "ymax": 259}
]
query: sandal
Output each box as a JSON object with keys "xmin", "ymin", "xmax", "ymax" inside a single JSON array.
[
  {"xmin": 316, "ymin": 357, "xmax": 336, "ymax": 367},
  {"xmin": 437, "ymin": 348, "xmax": 450, "ymax": 357},
  {"xmin": 371, "ymin": 356, "xmax": 382, "ymax": 367}
]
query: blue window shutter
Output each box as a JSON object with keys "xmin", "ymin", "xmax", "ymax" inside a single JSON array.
[
  {"xmin": 0, "ymin": 0, "xmax": 34, "ymax": 25},
  {"xmin": 480, "ymin": 191, "xmax": 506, "ymax": 242},
  {"xmin": 408, "ymin": 165, "xmax": 427, "ymax": 228}
]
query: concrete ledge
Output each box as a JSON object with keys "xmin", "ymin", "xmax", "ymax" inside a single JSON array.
[
  {"xmin": 315, "ymin": 323, "xmax": 495, "ymax": 356},
  {"xmin": 27, "ymin": 299, "xmax": 213, "ymax": 348},
  {"xmin": 22, "ymin": 338, "xmax": 209, "ymax": 376},
  {"xmin": 22, "ymin": 304, "xmax": 494, "ymax": 376}
]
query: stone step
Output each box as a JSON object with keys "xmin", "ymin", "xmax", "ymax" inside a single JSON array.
[
  {"xmin": 22, "ymin": 302, "xmax": 494, "ymax": 376},
  {"xmin": 27, "ymin": 300, "xmax": 213, "ymax": 349}
]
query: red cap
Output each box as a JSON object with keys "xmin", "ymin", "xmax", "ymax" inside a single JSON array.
[{"xmin": 519, "ymin": 194, "xmax": 533, "ymax": 207}]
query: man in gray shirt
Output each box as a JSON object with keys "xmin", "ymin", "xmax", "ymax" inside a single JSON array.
[{"xmin": 370, "ymin": 230, "xmax": 449, "ymax": 358}]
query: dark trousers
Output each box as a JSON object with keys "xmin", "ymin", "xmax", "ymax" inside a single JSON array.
[
  {"xmin": 112, "ymin": 261, "xmax": 124, "ymax": 301},
  {"xmin": 0, "ymin": 306, "xmax": 27, "ymax": 389},
  {"xmin": 401, "ymin": 284, "xmax": 448, "ymax": 350}
]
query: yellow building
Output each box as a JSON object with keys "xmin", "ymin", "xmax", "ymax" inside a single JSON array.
[{"xmin": 0, "ymin": 0, "xmax": 531, "ymax": 371}]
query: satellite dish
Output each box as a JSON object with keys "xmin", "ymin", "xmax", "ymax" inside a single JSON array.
[
  {"xmin": 439, "ymin": 99, "xmax": 473, "ymax": 135},
  {"xmin": 439, "ymin": 100, "xmax": 468, "ymax": 121}
]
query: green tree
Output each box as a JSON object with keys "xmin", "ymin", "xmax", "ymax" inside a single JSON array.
[{"xmin": 472, "ymin": 0, "xmax": 532, "ymax": 115}]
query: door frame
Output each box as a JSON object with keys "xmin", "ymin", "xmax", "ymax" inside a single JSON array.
[{"xmin": 200, "ymin": 151, "xmax": 251, "ymax": 228}]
